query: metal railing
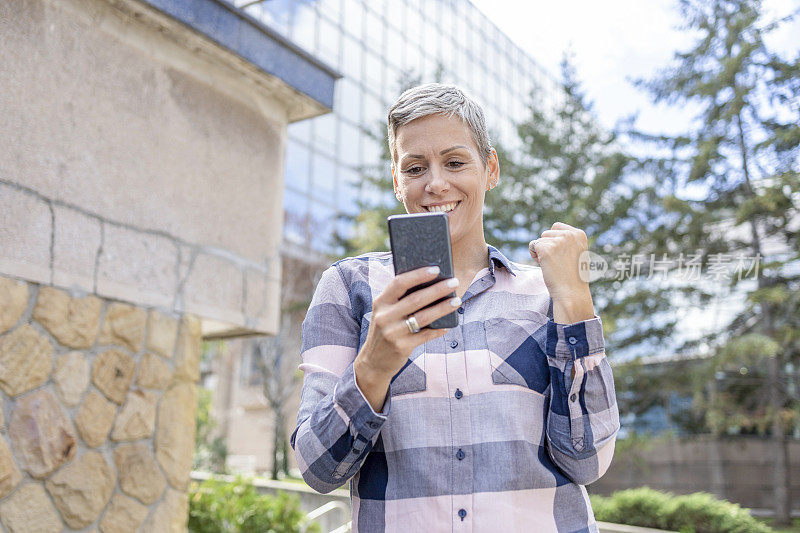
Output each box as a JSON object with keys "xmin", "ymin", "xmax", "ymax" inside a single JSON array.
[{"xmin": 302, "ymin": 501, "xmax": 351, "ymax": 533}]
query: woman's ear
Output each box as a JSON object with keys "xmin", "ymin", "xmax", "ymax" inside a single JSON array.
[
  {"xmin": 392, "ymin": 165, "xmax": 403, "ymax": 201},
  {"xmin": 485, "ymin": 148, "xmax": 500, "ymax": 191}
]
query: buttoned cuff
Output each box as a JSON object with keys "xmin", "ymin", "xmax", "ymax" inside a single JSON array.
[
  {"xmin": 333, "ymin": 361, "xmax": 390, "ymax": 441},
  {"xmin": 546, "ymin": 315, "xmax": 605, "ymax": 359}
]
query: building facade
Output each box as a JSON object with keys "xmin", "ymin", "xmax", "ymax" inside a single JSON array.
[{"xmin": 213, "ymin": 0, "xmax": 563, "ymax": 476}]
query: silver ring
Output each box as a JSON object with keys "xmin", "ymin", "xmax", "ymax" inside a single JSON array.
[{"xmin": 405, "ymin": 316, "xmax": 421, "ymax": 334}]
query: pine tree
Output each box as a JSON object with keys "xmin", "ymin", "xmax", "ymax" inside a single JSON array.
[{"xmin": 627, "ymin": 0, "xmax": 800, "ymax": 522}]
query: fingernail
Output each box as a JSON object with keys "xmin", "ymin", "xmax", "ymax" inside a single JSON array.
[
  {"xmin": 428, "ymin": 266, "xmax": 440, "ymax": 275},
  {"xmin": 446, "ymin": 278, "xmax": 459, "ymax": 288},
  {"xmin": 450, "ymin": 296, "xmax": 462, "ymax": 307}
]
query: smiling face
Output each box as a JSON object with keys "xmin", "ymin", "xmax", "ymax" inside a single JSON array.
[{"xmin": 392, "ymin": 113, "xmax": 499, "ymax": 249}]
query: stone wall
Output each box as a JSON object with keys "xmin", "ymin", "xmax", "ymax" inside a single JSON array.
[
  {"xmin": 0, "ymin": 274, "xmax": 201, "ymax": 532},
  {"xmin": 589, "ymin": 435, "xmax": 800, "ymax": 512}
]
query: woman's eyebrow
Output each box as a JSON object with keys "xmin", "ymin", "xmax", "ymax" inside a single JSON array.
[
  {"xmin": 401, "ymin": 145, "xmax": 470, "ymax": 162},
  {"xmin": 440, "ymin": 145, "xmax": 469, "ymax": 155}
]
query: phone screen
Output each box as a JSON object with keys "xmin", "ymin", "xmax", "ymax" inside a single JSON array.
[{"xmin": 387, "ymin": 212, "xmax": 458, "ymax": 329}]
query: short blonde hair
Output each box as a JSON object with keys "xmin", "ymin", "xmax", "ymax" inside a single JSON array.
[{"xmin": 387, "ymin": 83, "xmax": 493, "ymax": 168}]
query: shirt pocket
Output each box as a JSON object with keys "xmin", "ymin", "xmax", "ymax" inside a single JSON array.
[
  {"xmin": 484, "ymin": 309, "xmax": 551, "ymax": 395},
  {"xmin": 389, "ymin": 344, "xmax": 427, "ymax": 396}
]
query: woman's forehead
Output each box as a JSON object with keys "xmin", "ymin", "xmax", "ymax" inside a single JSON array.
[{"xmin": 395, "ymin": 114, "xmax": 478, "ymax": 154}]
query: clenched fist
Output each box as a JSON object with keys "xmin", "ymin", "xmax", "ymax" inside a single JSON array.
[{"xmin": 530, "ymin": 222, "xmax": 595, "ymax": 324}]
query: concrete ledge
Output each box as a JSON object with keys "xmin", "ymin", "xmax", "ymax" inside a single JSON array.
[{"xmin": 133, "ymin": 0, "xmax": 340, "ymax": 118}]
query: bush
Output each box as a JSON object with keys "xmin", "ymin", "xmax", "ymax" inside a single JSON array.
[
  {"xmin": 188, "ymin": 476, "xmax": 321, "ymax": 533},
  {"xmin": 589, "ymin": 487, "xmax": 771, "ymax": 533}
]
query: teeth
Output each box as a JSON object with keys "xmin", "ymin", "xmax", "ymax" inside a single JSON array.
[{"xmin": 427, "ymin": 202, "xmax": 458, "ymax": 213}]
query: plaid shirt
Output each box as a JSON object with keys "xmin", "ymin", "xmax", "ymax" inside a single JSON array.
[{"xmin": 291, "ymin": 245, "xmax": 619, "ymax": 532}]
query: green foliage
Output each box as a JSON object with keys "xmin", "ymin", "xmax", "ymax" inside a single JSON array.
[
  {"xmin": 590, "ymin": 487, "xmax": 772, "ymax": 533},
  {"xmin": 188, "ymin": 477, "xmax": 320, "ymax": 533},
  {"xmin": 194, "ymin": 375, "xmax": 228, "ymax": 473}
]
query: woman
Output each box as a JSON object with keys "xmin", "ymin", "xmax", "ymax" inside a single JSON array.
[{"xmin": 291, "ymin": 83, "xmax": 619, "ymax": 532}]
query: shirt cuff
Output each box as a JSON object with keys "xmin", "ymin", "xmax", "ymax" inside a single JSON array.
[
  {"xmin": 333, "ymin": 361, "xmax": 391, "ymax": 441},
  {"xmin": 546, "ymin": 314, "xmax": 605, "ymax": 359}
]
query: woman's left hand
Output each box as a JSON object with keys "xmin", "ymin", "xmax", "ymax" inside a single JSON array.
[{"xmin": 529, "ymin": 222, "xmax": 594, "ymax": 321}]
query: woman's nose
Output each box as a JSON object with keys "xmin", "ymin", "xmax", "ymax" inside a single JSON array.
[{"xmin": 425, "ymin": 166, "xmax": 450, "ymax": 194}]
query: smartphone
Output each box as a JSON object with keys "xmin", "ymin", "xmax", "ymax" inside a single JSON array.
[{"xmin": 387, "ymin": 212, "xmax": 458, "ymax": 329}]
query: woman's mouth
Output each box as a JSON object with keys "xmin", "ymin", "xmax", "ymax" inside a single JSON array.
[{"xmin": 424, "ymin": 201, "xmax": 460, "ymax": 214}]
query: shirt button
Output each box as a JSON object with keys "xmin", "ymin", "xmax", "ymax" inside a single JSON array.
[
  {"xmin": 454, "ymin": 388, "xmax": 463, "ymax": 399},
  {"xmin": 368, "ymin": 421, "xmax": 379, "ymax": 429},
  {"xmin": 570, "ymin": 393, "xmax": 577, "ymax": 402},
  {"xmin": 456, "ymin": 448, "xmax": 465, "ymax": 460},
  {"xmin": 458, "ymin": 509, "xmax": 467, "ymax": 521},
  {"xmin": 568, "ymin": 336, "xmax": 578, "ymax": 345},
  {"xmin": 457, "ymin": 306, "xmax": 465, "ymax": 314},
  {"xmin": 450, "ymin": 340, "xmax": 459, "ymax": 349}
]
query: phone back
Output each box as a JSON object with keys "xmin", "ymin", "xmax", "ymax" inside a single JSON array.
[{"xmin": 387, "ymin": 212, "xmax": 457, "ymax": 329}]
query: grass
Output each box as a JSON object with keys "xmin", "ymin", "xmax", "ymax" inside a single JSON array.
[{"xmin": 754, "ymin": 517, "xmax": 800, "ymax": 533}]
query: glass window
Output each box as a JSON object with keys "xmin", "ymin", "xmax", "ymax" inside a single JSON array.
[
  {"xmin": 360, "ymin": 129, "xmax": 383, "ymax": 167},
  {"xmin": 288, "ymin": 118, "xmax": 312, "ymax": 142},
  {"xmin": 336, "ymin": 77, "xmax": 362, "ymax": 123},
  {"xmin": 362, "ymin": 90, "xmax": 384, "ymax": 127},
  {"xmin": 422, "ymin": 22, "xmax": 438, "ymax": 58},
  {"xmin": 385, "ymin": 0, "xmax": 403, "ymax": 30},
  {"xmin": 341, "ymin": 35, "xmax": 363, "ymax": 81},
  {"xmin": 284, "ymin": 139, "xmax": 311, "ymax": 193},
  {"xmin": 308, "ymin": 201, "xmax": 337, "ymax": 252},
  {"xmin": 290, "ymin": 2, "xmax": 317, "ymax": 52},
  {"xmin": 341, "ymin": 0, "xmax": 364, "ymax": 40},
  {"xmin": 317, "ymin": 15, "xmax": 341, "ymax": 68},
  {"xmin": 386, "ymin": 28, "xmax": 403, "ymax": 69},
  {"xmin": 364, "ymin": 9, "xmax": 384, "ymax": 53},
  {"xmin": 311, "ymin": 152, "xmax": 336, "ymax": 199},
  {"xmin": 337, "ymin": 167, "xmax": 361, "ymax": 215},
  {"xmin": 364, "ymin": 51, "xmax": 383, "ymax": 92},
  {"xmin": 253, "ymin": 0, "xmax": 292, "ymax": 35},
  {"xmin": 283, "ymin": 187, "xmax": 308, "ymax": 245},
  {"xmin": 403, "ymin": 43, "xmax": 423, "ymax": 72},
  {"xmin": 312, "ymin": 113, "xmax": 337, "ymax": 157},
  {"xmin": 317, "ymin": 0, "xmax": 342, "ymax": 24},
  {"xmin": 338, "ymin": 119, "xmax": 361, "ymax": 165}
]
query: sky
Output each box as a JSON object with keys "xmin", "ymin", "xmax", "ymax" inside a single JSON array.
[{"xmin": 469, "ymin": 0, "xmax": 800, "ymax": 136}]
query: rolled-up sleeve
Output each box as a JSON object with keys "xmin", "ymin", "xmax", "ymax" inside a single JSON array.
[
  {"xmin": 544, "ymin": 314, "xmax": 620, "ymax": 485},
  {"xmin": 290, "ymin": 264, "xmax": 391, "ymax": 493}
]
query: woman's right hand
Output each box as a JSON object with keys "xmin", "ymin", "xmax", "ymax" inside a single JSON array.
[{"xmin": 353, "ymin": 266, "xmax": 461, "ymax": 410}]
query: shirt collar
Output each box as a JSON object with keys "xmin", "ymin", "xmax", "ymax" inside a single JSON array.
[{"xmin": 487, "ymin": 244, "xmax": 517, "ymax": 277}]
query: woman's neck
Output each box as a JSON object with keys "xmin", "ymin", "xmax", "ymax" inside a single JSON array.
[{"xmin": 451, "ymin": 235, "xmax": 490, "ymax": 286}]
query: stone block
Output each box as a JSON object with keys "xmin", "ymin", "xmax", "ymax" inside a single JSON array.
[
  {"xmin": 52, "ymin": 205, "xmax": 102, "ymax": 293},
  {"xmin": 98, "ymin": 301, "xmax": 147, "ymax": 352},
  {"xmin": 155, "ymin": 382, "xmax": 197, "ymax": 490},
  {"xmin": 92, "ymin": 348, "xmax": 135, "ymax": 404},
  {"xmin": 8, "ymin": 389, "xmax": 76, "ymax": 478},
  {"xmin": 114, "ymin": 442, "xmax": 167, "ymax": 505},
  {"xmin": 0, "ymin": 183, "xmax": 52, "ymax": 285},
  {"xmin": 0, "ymin": 276, "xmax": 28, "ymax": 335},
  {"xmin": 0, "ymin": 324, "xmax": 53, "ymax": 396},
  {"xmin": 99, "ymin": 493, "xmax": 149, "ymax": 533},
  {"xmin": 111, "ymin": 389, "xmax": 157, "ymax": 441},
  {"xmin": 53, "ymin": 350, "xmax": 90, "ymax": 406},
  {"xmin": 183, "ymin": 252, "xmax": 243, "ymax": 324},
  {"xmin": 0, "ymin": 435, "xmax": 22, "ymax": 498},
  {"xmin": 174, "ymin": 314, "xmax": 201, "ymax": 382},
  {"xmin": 143, "ymin": 488, "xmax": 189, "ymax": 533},
  {"xmin": 45, "ymin": 450, "xmax": 116, "ymax": 529},
  {"xmin": 75, "ymin": 390, "xmax": 117, "ymax": 447},
  {"xmin": 244, "ymin": 269, "xmax": 268, "ymax": 318},
  {"xmin": 33, "ymin": 286, "xmax": 103, "ymax": 349},
  {"xmin": 137, "ymin": 352, "xmax": 172, "ymax": 389},
  {"xmin": 146, "ymin": 309, "xmax": 179, "ymax": 359},
  {"xmin": 0, "ymin": 483, "xmax": 62, "ymax": 533},
  {"xmin": 96, "ymin": 225, "xmax": 176, "ymax": 308}
]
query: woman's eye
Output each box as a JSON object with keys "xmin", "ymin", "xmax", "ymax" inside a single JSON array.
[
  {"xmin": 447, "ymin": 160, "xmax": 465, "ymax": 168},
  {"xmin": 404, "ymin": 166, "xmax": 424, "ymax": 175}
]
